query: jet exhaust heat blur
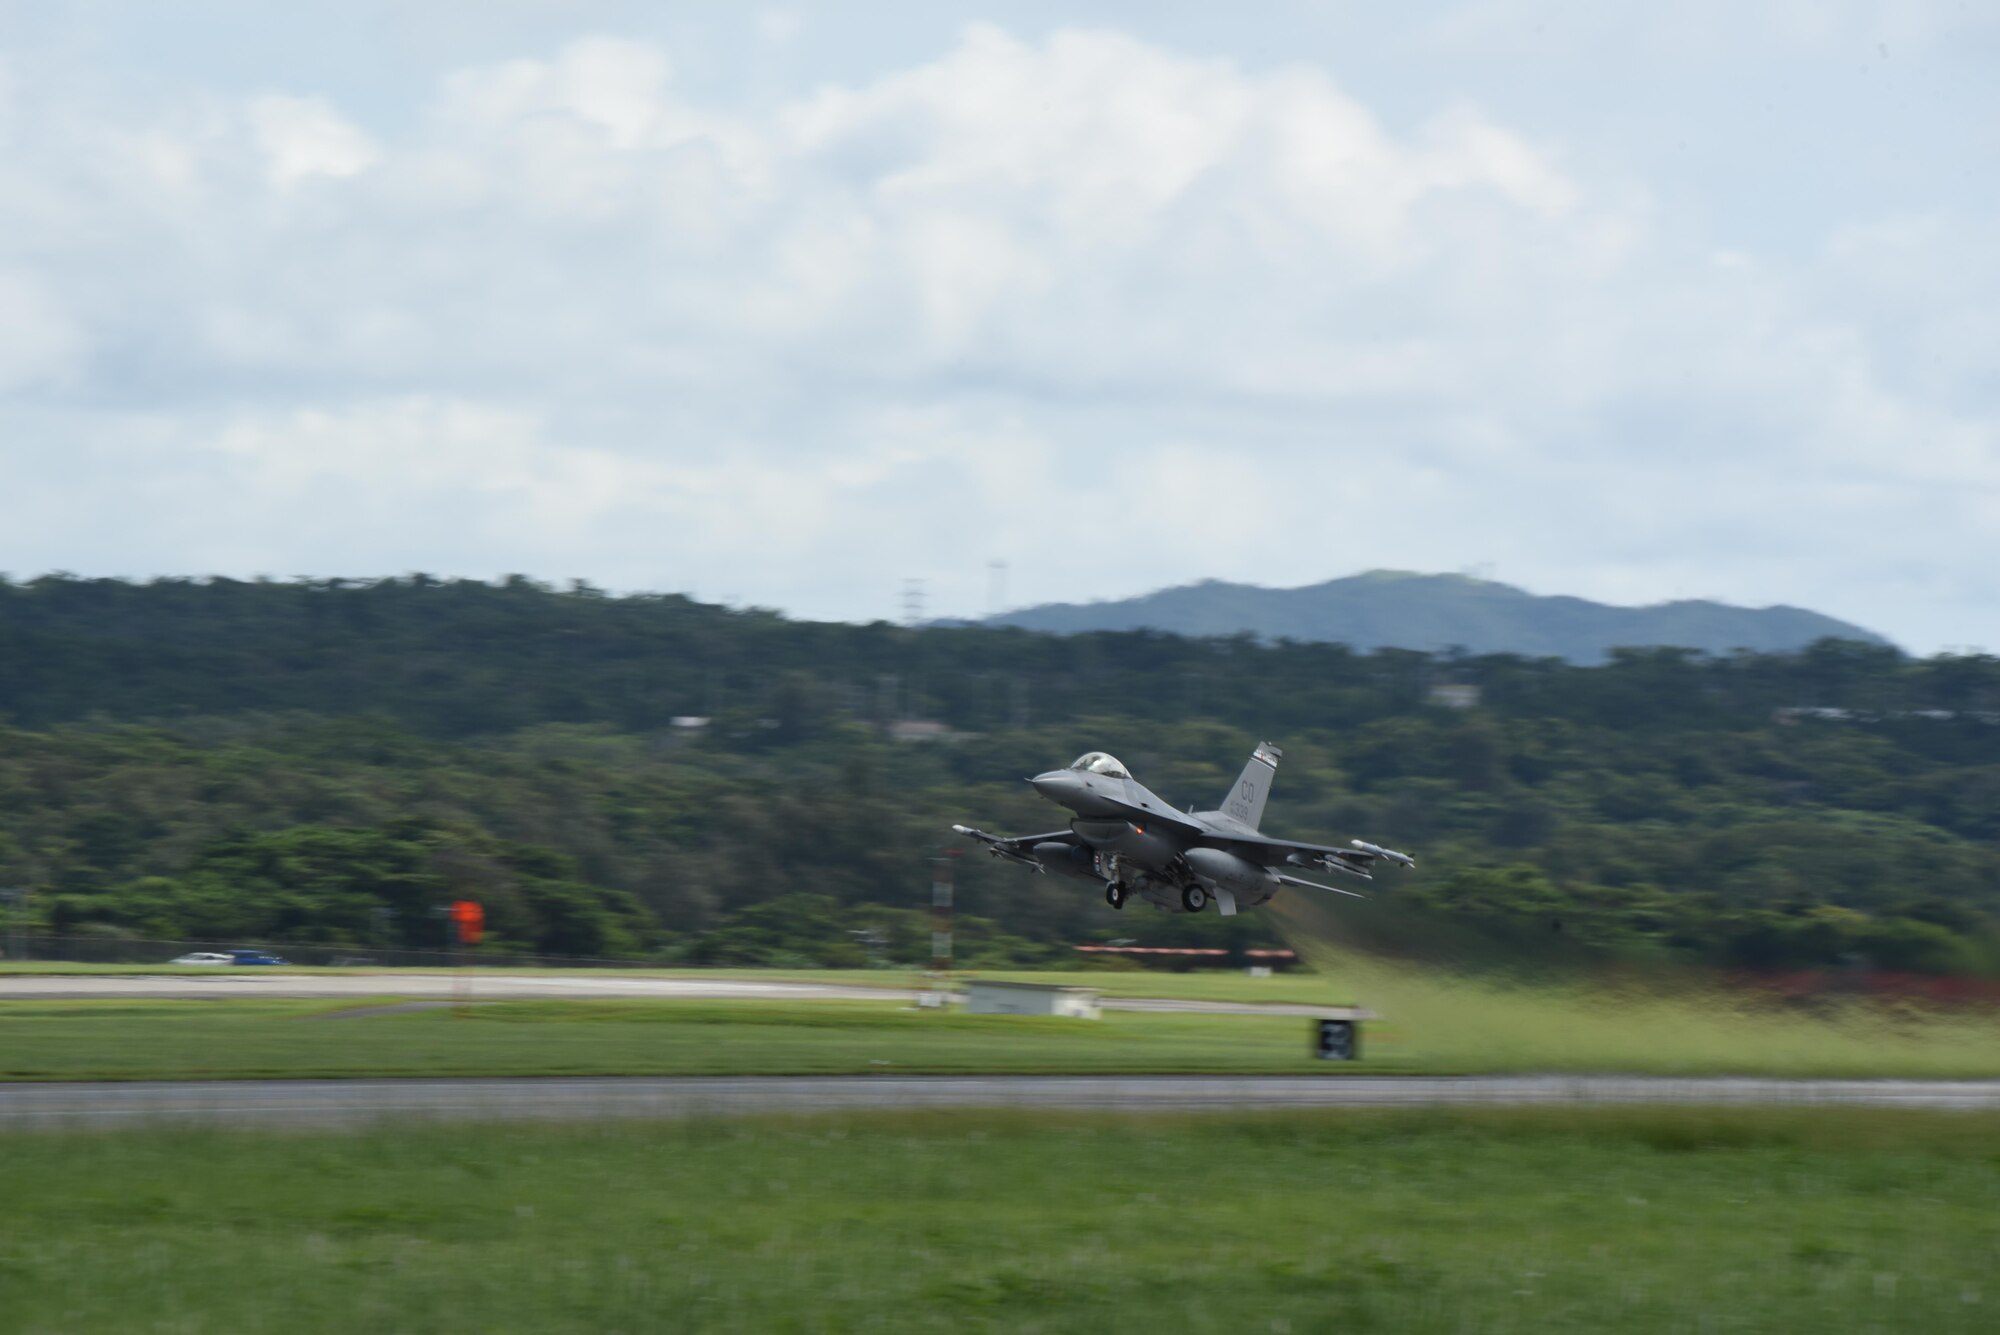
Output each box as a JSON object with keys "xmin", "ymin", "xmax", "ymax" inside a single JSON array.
[{"xmin": 952, "ymin": 744, "xmax": 1414, "ymax": 915}]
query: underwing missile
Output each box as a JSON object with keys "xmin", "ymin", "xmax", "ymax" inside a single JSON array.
[
  {"xmin": 951, "ymin": 825, "xmax": 1045, "ymax": 870},
  {"xmin": 1288, "ymin": 851, "xmax": 1373, "ymax": 879},
  {"xmin": 1351, "ymin": 839, "xmax": 1416, "ymax": 868}
]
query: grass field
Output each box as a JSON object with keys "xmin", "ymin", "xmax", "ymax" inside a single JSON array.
[
  {"xmin": 9, "ymin": 959, "xmax": 2000, "ymax": 1079},
  {"xmin": 0, "ymin": 998, "xmax": 1343, "ymax": 1081},
  {"xmin": 979, "ymin": 968, "xmax": 2000, "ymax": 1076},
  {"xmin": 1276, "ymin": 959, "xmax": 2000, "ymax": 1078},
  {"xmin": 2, "ymin": 1107, "xmax": 1996, "ymax": 1332}
]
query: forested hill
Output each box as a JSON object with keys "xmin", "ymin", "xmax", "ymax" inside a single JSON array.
[
  {"xmin": 0, "ymin": 573, "xmax": 1930, "ymax": 739},
  {"xmin": 1, "ymin": 573, "xmax": 1998, "ymax": 975},
  {"xmin": 978, "ymin": 570, "xmax": 1889, "ymax": 664}
]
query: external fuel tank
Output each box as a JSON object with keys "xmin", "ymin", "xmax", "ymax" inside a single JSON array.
[
  {"xmin": 1069, "ymin": 819, "xmax": 1182, "ymax": 867},
  {"xmin": 1182, "ymin": 846, "xmax": 1278, "ymax": 897}
]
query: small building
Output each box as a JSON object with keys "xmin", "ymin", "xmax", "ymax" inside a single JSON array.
[
  {"xmin": 964, "ymin": 979, "xmax": 1102, "ymax": 1019},
  {"xmin": 1428, "ymin": 683, "xmax": 1482, "ymax": 710},
  {"xmin": 1072, "ymin": 945, "xmax": 1298, "ymax": 972},
  {"xmin": 886, "ymin": 719, "xmax": 957, "ymax": 743}
]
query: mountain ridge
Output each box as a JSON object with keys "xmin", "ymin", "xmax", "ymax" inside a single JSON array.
[{"xmin": 976, "ymin": 570, "xmax": 1891, "ymax": 663}]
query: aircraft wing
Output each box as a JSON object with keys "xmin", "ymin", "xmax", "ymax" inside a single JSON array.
[
  {"xmin": 1208, "ymin": 829, "xmax": 1415, "ymax": 878},
  {"xmin": 949, "ymin": 824, "xmax": 1081, "ymax": 870}
]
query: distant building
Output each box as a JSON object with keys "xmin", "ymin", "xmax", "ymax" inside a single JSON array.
[
  {"xmin": 1773, "ymin": 707, "xmax": 2000, "ymax": 726},
  {"xmin": 670, "ymin": 716, "xmax": 710, "ymax": 730},
  {"xmin": 1073, "ymin": 945, "xmax": 1299, "ymax": 972},
  {"xmin": 1428, "ymin": 683, "xmax": 1481, "ymax": 710},
  {"xmin": 964, "ymin": 979, "xmax": 1101, "ymax": 1019},
  {"xmin": 886, "ymin": 719, "xmax": 957, "ymax": 742},
  {"xmin": 1774, "ymin": 706, "xmax": 1852, "ymax": 724}
]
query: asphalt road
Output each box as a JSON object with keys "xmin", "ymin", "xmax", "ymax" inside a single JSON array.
[
  {"xmin": 0, "ymin": 971, "xmax": 1369, "ymax": 1017},
  {"xmin": 5, "ymin": 1075, "xmax": 2000, "ymax": 1128}
]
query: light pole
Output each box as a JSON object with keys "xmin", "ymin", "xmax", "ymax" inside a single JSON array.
[
  {"xmin": 1, "ymin": 887, "xmax": 27, "ymax": 963},
  {"xmin": 926, "ymin": 853, "xmax": 956, "ymax": 1006}
]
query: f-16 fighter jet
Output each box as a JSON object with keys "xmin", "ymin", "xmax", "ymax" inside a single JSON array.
[{"xmin": 953, "ymin": 743, "xmax": 1414, "ymax": 915}]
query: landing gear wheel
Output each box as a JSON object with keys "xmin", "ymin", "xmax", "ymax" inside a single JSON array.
[
  {"xmin": 1105, "ymin": 883, "xmax": 1127, "ymax": 910},
  {"xmin": 1181, "ymin": 884, "xmax": 1209, "ymax": 913}
]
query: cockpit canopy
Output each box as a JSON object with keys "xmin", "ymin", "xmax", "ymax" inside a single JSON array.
[{"xmin": 1068, "ymin": 751, "xmax": 1130, "ymax": 779}]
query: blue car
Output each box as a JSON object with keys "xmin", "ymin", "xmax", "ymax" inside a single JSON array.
[{"xmin": 226, "ymin": 949, "xmax": 287, "ymax": 966}]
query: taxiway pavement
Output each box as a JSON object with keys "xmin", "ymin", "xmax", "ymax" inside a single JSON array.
[
  {"xmin": 4, "ymin": 1074, "xmax": 1999, "ymax": 1128},
  {"xmin": 0, "ymin": 971, "xmax": 1366, "ymax": 1017}
]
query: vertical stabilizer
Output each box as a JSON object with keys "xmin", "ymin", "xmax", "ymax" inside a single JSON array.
[{"xmin": 1220, "ymin": 741, "xmax": 1282, "ymax": 829}]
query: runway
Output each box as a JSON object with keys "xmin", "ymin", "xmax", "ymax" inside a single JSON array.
[
  {"xmin": 0, "ymin": 971, "xmax": 1368, "ymax": 1017},
  {"xmin": 5, "ymin": 1074, "xmax": 2000, "ymax": 1128},
  {"xmin": 9, "ymin": 974, "xmax": 1994, "ymax": 1128}
]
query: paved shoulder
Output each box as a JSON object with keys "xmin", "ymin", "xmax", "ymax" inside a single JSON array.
[
  {"xmin": 0, "ymin": 973, "xmax": 1359, "ymax": 1015},
  {"xmin": 6, "ymin": 1075, "xmax": 2000, "ymax": 1129},
  {"xmin": 0, "ymin": 973, "xmax": 908, "ymax": 1002}
]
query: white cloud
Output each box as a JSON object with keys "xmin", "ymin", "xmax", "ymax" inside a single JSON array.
[
  {"xmin": 248, "ymin": 94, "xmax": 379, "ymax": 185},
  {"xmin": 0, "ymin": 272, "xmax": 85, "ymax": 390},
  {"xmin": 0, "ymin": 16, "xmax": 1993, "ymax": 649},
  {"xmin": 755, "ymin": 9, "xmax": 802, "ymax": 45}
]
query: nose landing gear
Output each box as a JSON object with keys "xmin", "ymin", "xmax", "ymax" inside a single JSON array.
[{"xmin": 1105, "ymin": 882, "xmax": 1127, "ymax": 910}]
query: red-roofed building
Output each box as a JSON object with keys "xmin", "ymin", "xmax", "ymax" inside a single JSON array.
[{"xmin": 1073, "ymin": 944, "xmax": 1298, "ymax": 972}]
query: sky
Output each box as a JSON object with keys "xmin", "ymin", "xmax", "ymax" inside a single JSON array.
[{"xmin": 0, "ymin": 2, "xmax": 1995, "ymax": 652}]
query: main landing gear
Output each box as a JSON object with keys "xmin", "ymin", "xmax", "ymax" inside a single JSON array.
[
  {"xmin": 1181, "ymin": 884, "xmax": 1209, "ymax": 913},
  {"xmin": 1104, "ymin": 882, "xmax": 1127, "ymax": 910}
]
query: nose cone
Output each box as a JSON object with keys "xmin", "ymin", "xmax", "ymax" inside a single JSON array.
[{"xmin": 1029, "ymin": 770, "xmax": 1083, "ymax": 805}]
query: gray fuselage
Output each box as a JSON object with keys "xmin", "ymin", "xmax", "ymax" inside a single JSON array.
[{"xmin": 1028, "ymin": 765, "xmax": 1275, "ymax": 911}]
